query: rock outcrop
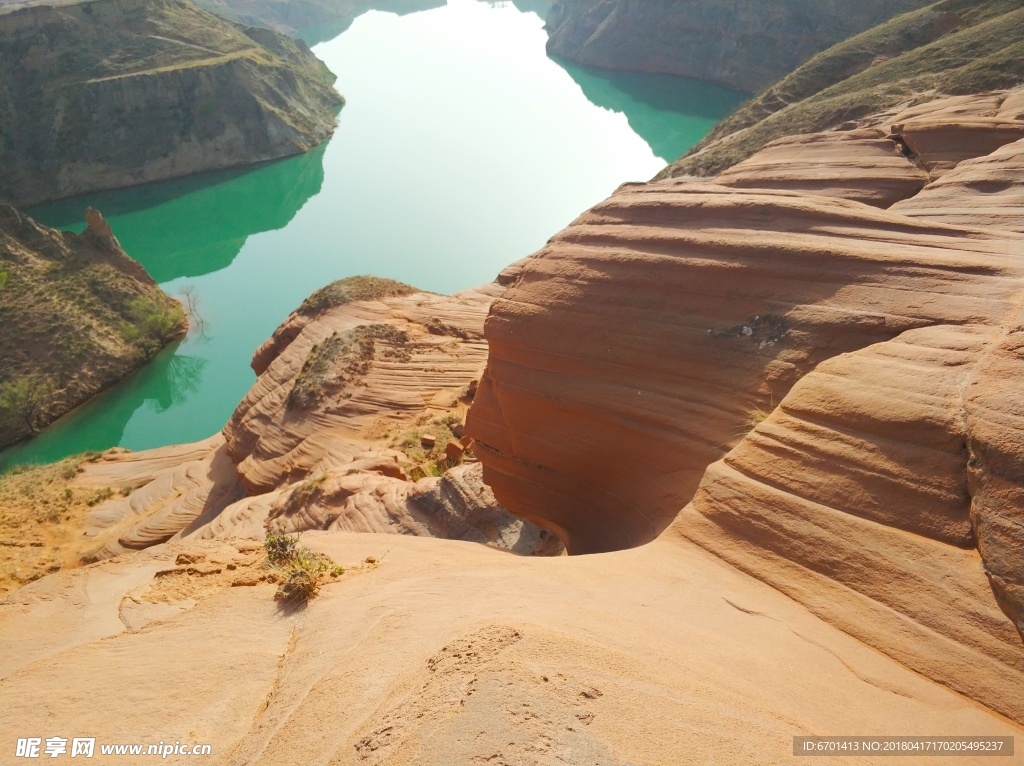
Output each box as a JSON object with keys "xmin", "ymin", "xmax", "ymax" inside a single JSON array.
[
  {"xmin": 545, "ymin": 0, "xmax": 931, "ymax": 92},
  {"xmin": 467, "ymin": 93, "xmax": 1024, "ymax": 721},
  {"xmin": 0, "ymin": 0, "xmax": 343, "ymax": 207},
  {"xmin": 468, "ymin": 174, "xmax": 1021, "ymax": 554},
  {"xmin": 2, "ymin": 532, "xmax": 1020, "ymax": 765},
  {"xmin": 890, "ymin": 138, "xmax": 1024, "ymax": 230},
  {"xmin": 671, "ymin": 321, "xmax": 1024, "ymax": 721},
  {"xmin": 714, "ymin": 128, "xmax": 929, "ymax": 207},
  {"xmin": 55, "ymin": 277, "xmax": 561, "ymax": 565},
  {"xmin": 2, "ymin": 4, "xmax": 1023, "ymax": 753},
  {"xmin": 0, "ymin": 205, "xmax": 186, "ymax": 447}
]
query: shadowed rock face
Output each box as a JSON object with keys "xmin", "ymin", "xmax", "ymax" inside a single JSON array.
[
  {"xmin": 0, "ymin": 0, "xmax": 343, "ymax": 207},
  {"xmin": 545, "ymin": 0, "xmax": 930, "ymax": 92}
]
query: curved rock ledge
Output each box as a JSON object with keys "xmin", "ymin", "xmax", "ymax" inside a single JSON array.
[{"xmin": 468, "ymin": 179, "xmax": 1021, "ymax": 554}]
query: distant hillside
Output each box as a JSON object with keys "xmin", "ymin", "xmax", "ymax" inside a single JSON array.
[
  {"xmin": 0, "ymin": 0, "xmax": 343, "ymax": 207},
  {"xmin": 662, "ymin": 0, "xmax": 1024, "ymax": 178},
  {"xmin": 545, "ymin": 0, "xmax": 932, "ymax": 93},
  {"xmin": 192, "ymin": 0, "xmax": 441, "ymax": 42},
  {"xmin": 0, "ymin": 205, "xmax": 187, "ymax": 447}
]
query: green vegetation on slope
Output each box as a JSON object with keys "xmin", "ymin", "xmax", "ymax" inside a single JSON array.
[
  {"xmin": 0, "ymin": 205, "xmax": 187, "ymax": 447},
  {"xmin": 297, "ymin": 276, "xmax": 418, "ymax": 316},
  {"xmin": 661, "ymin": 0, "xmax": 1024, "ymax": 179}
]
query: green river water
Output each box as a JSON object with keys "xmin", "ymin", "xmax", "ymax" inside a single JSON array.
[{"xmin": 0, "ymin": 0, "xmax": 745, "ymax": 470}]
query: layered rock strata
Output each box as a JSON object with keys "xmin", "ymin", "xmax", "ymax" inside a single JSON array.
[
  {"xmin": 468, "ymin": 179, "xmax": 1021, "ymax": 553},
  {"xmin": 0, "ymin": 0, "xmax": 343, "ymax": 207},
  {"xmin": 664, "ymin": 2, "xmax": 1024, "ymax": 178},
  {"xmin": 890, "ymin": 138, "xmax": 1024, "ymax": 230},
  {"xmin": 467, "ymin": 95, "xmax": 1024, "ymax": 721},
  {"xmin": 671, "ymin": 320, "xmax": 1024, "ymax": 721},
  {"xmin": 714, "ymin": 128, "xmax": 928, "ymax": 207}
]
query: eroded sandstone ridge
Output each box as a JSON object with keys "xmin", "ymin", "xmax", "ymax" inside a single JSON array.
[
  {"xmin": 1, "ymin": 92, "xmax": 1022, "ymax": 755},
  {"xmin": 468, "ymin": 90, "xmax": 1024, "ymax": 723},
  {"xmin": 30, "ymin": 277, "xmax": 560, "ymax": 578},
  {"xmin": 545, "ymin": 0, "xmax": 931, "ymax": 92},
  {"xmin": 0, "ymin": 205, "xmax": 186, "ymax": 447},
  {"xmin": 0, "ymin": 0, "xmax": 343, "ymax": 207}
]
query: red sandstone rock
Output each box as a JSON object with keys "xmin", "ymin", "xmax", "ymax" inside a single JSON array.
[
  {"xmin": 671, "ymin": 320, "xmax": 1024, "ymax": 722},
  {"xmin": 890, "ymin": 139, "xmax": 1023, "ymax": 231},
  {"xmin": 469, "ymin": 180, "xmax": 1020, "ymax": 555},
  {"xmin": 715, "ymin": 128, "xmax": 927, "ymax": 207},
  {"xmin": 444, "ymin": 440, "xmax": 464, "ymax": 463}
]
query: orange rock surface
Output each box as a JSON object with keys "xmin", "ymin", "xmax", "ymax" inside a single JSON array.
[
  {"xmin": 1, "ymin": 91, "xmax": 1022, "ymax": 762},
  {"xmin": 715, "ymin": 128, "xmax": 927, "ymax": 207},
  {"xmin": 469, "ymin": 180, "xmax": 1020, "ymax": 554},
  {"xmin": 2, "ymin": 533, "xmax": 1020, "ymax": 765}
]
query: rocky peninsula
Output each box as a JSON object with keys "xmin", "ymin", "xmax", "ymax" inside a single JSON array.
[{"xmin": 0, "ymin": 205, "xmax": 187, "ymax": 448}]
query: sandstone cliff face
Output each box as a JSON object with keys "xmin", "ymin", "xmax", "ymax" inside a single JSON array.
[
  {"xmin": 467, "ymin": 92, "xmax": 1024, "ymax": 720},
  {"xmin": 0, "ymin": 0, "xmax": 343, "ymax": 207},
  {"xmin": 0, "ymin": 205, "xmax": 186, "ymax": 447},
  {"xmin": 545, "ymin": 0, "xmax": 931, "ymax": 92}
]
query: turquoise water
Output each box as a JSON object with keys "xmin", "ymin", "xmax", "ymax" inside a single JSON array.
[{"xmin": 1, "ymin": 0, "xmax": 745, "ymax": 470}]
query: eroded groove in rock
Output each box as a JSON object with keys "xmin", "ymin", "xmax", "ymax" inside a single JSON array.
[
  {"xmin": 715, "ymin": 129, "xmax": 929, "ymax": 207},
  {"xmin": 963, "ymin": 307, "xmax": 1024, "ymax": 639},
  {"xmin": 890, "ymin": 139, "xmax": 1024, "ymax": 231},
  {"xmin": 468, "ymin": 181, "xmax": 1021, "ymax": 554}
]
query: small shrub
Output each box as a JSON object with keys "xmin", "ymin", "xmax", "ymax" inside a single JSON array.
[
  {"xmin": 0, "ymin": 374, "xmax": 58, "ymax": 434},
  {"xmin": 747, "ymin": 407, "xmax": 770, "ymax": 428},
  {"xmin": 264, "ymin": 532, "xmax": 344, "ymax": 605},
  {"xmin": 264, "ymin": 531, "xmax": 300, "ymax": 565},
  {"xmin": 86, "ymin": 487, "xmax": 114, "ymax": 507},
  {"xmin": 121, "ymin": 296, "xmax": 184, "ymax": 351}
]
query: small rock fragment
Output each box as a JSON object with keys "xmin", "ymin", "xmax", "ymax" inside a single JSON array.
[{"xmin": 444, "ymin": 440, "xmax": 465, "ymax": 462}]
